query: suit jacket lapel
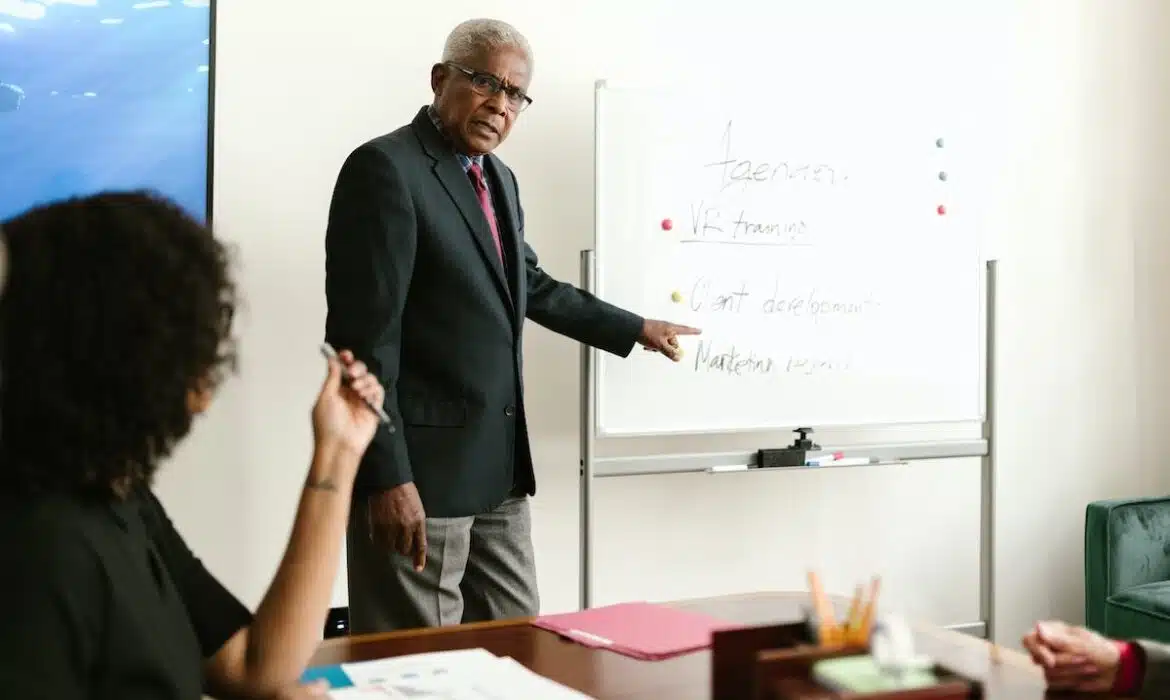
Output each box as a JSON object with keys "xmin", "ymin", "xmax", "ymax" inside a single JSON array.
[
  {"xmin": 485, "ymin": 155, "xmax": 524, "ymax": 302},
  {"xmin": 412, "ymin": 108, "xmax": 514, "ymax": 312},
  {"xmin": 434, "ymin": 157, "xmax": 513, "ymax": 301}
]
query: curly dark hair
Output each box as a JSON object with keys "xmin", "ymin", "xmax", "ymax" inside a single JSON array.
[{"xmin": 0, "ymin": 190, "xmax": 238, "ymax": 497}]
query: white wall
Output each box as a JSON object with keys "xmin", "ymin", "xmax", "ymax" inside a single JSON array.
[
  {"xmin": 1132, "ymin": 2, "xmax": 1170, "ymax": 507},
  {"xmin": 154, "ymin": 0, "xmax": 1170, "ymax": 650}
]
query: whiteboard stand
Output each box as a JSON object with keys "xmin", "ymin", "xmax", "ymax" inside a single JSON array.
[{"xmin": 577, "ymin": 251, "xmax": 998, "ymax": 641}]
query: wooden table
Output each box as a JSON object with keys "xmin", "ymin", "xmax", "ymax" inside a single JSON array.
[{"xmin": 310, "ymin": 592, "xmax": 1048, "ymax": 699}]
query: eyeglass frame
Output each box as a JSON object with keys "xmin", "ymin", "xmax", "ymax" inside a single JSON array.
[{"xmin": 444, "ymin": 62, "xmax": 533, "ymax": 113}]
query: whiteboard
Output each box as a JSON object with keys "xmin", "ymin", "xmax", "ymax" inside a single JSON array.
[{"xmin": 593, "ymin": 80, "xmax": 983, "ymax": 436}]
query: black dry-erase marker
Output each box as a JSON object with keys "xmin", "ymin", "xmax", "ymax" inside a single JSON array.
[{"xmin": 320, "ymin": 343, "xmax": 392, "ymax": 426}]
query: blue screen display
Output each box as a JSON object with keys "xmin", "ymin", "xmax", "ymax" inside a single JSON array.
[{"xmin": 0, "ymin": 0, "xmax": 212, "ymax": 221}]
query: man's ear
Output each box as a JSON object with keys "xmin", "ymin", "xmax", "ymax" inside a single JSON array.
[{"xmin": 430, "ymin": 63, "xmax": 446, "ymax": 94}]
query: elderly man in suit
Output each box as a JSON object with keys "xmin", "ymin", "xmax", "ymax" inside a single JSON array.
[
  {"xmin": 1022, "ymin": 620, "xmax": 1170, "ymax": 698},
  {"xmin": 324, "ymin": 17, "xmax": 699, "ymax": 633}
]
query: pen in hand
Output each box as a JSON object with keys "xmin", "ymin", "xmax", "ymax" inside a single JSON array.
[{"xmin": 320, "ymin": 342, "xmax": 393, "ymax": 429}]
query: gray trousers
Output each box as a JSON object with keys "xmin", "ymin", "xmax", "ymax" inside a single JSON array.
[{"xmin": 345, "ymin": 496, "xmax": 540, "ymax": 633}]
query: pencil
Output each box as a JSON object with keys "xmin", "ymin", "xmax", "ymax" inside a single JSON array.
[
  {"xmin": 855, "ymin": 576, "xmax": 881, "ymax": 642},
  {"xmin": 807, "ymin": 572, "xmax": 841, "ymax": 645},
  {"xmin": 807, "ymin": 572, "xmax": 837, "ymax": 627},
  {"xmin": 320, "ymin": 342, "xmax": 392, "ymax": 425},
  {"xmin": 844, "ymin": 584, "xmax": 863, "ymax": 631}
]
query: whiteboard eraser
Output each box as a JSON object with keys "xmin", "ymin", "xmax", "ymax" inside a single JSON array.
[{"xmin": 757, "ymin": 448, "xmax": 805, "ymax": 469}]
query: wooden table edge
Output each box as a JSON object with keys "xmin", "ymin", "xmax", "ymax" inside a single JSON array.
[
  {"xmin": 317, "ymin": 590, "xmax": 803, "ymax": 649},
  {"xmin": 317, "ymin": 614, "xmax": 531, "ymax": 648},
  {"xmin": 318, "ymin": 590, "xmax": 1035, "ymax": 671}
]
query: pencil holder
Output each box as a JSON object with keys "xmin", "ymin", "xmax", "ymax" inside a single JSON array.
[
  {"xmin": 711, "ymin": 601, "xmax": 874, "ymax": 699},
  {"xmin": 711, "ymin": 620, "xmax": 874, "ymax": 700},
  {"xmin": 710, "ymin": 621, "xmax": 981, "ymax": 700},
  {"xmin": 711, "ymin": 621, "xmax": 816, "ymax": 700},
  {"xmin": 752, "ymin": 641, "xmax": 981, "ymax": 700}
]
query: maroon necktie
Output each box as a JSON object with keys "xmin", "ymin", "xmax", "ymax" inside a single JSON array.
[{"xmin": 467, "ymin": 163, "xmax": 504, "ymax": 264}]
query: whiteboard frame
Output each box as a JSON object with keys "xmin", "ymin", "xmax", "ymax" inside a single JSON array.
[
  {"xmin": 580, "ymin": 254, "xmax": 998, "ymax": 641},
  {"xmin": 579, "ymin": 254, "xmax": 999, "ymax": 641},
  {"xmin": 591, "ymin": 79, "xmax": 988, "ymax": 438}
]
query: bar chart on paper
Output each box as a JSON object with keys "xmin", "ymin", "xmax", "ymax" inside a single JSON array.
[
  {"xmin": 592, "ymin": 76, "xmax": 985, "ymax": 436},
  {"xmin": 307, "ymin": 648, "xmax": 597, "ymax": 699}
]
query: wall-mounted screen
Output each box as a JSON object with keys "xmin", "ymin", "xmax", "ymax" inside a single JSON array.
[{"xmin": 0, "ymin": 0, "xmax": 213, "ymax": 221}]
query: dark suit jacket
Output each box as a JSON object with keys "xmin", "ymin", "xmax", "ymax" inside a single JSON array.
[{"xmin": 325, "ymin": 106, "xmax": 643, "ymax": 518}]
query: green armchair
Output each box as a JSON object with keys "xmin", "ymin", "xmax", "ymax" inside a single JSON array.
[{"xmin": 1085, "ymin": 497, "xmax": 1170, "ymax": 643}]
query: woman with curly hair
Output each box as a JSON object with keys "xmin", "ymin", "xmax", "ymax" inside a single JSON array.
[{"xmin": 0, "ymin": 191, "xmax": 385, "ymax": 700}]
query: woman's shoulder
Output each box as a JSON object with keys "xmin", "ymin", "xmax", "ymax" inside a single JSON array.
[
  {"xmin": 0, "ymin": 493, "xmax": 117, "ymax": 673},
  {"xmin": 129, "ymin": 484, "xmax": 175, "ymax": 533},
  {"xmin": 0, "ymin": 490, "xmax": 97, "ymax": 529},
  {"xmin": 0, "ymin": 492, "xmax": 110, "ymax": 571}
]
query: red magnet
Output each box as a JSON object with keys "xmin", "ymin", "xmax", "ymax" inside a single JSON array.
[
  {"xmin": 937, "ymin": 205, "xmax": 947, "ymax": 216},
  {"xmin": 661, "ymin": 218, "xmax": 673, "ymax": 231}
]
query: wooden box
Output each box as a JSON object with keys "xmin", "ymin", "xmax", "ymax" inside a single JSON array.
[{"xmin": 711, "ymin": 622, "xmax": 981, "ymax": 700}]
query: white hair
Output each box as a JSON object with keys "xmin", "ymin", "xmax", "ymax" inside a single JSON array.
[{"xmin": 441, "ymin": 18, "xmax": 533, "ymax": 73}]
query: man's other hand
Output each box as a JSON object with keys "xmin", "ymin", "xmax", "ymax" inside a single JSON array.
[{"xmin": 368, "ymin": 483, "xmax": 428, "ymax": 571}]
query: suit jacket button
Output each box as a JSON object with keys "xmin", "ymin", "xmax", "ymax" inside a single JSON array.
[{"xmin": 504, "ymin": 405, "xmax": 516, "ymax": 416}]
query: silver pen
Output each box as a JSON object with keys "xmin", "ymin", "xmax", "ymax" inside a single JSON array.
[{"xmin": 320, "ymin": 342, "xmax": 393, "ymax": 427}]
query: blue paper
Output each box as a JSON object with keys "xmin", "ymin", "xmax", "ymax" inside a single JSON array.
[{"xmin": 300, "ymin": 664, "xmax": 354, "ymax": 689}]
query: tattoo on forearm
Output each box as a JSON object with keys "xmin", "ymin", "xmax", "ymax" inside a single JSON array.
[{"xmin": 305, "ymin": 476, "xmax": 339, "ymax": 492}]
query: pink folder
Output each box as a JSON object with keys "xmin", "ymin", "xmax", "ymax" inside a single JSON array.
[{"xmin": 531, "ymin": 602, "xmax": 740, "ymax": 660}]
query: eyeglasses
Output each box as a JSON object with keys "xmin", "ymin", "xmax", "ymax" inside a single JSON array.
[{"xmin": 445, "ymin": 62, "xmax": 533, "ymax": 113}]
